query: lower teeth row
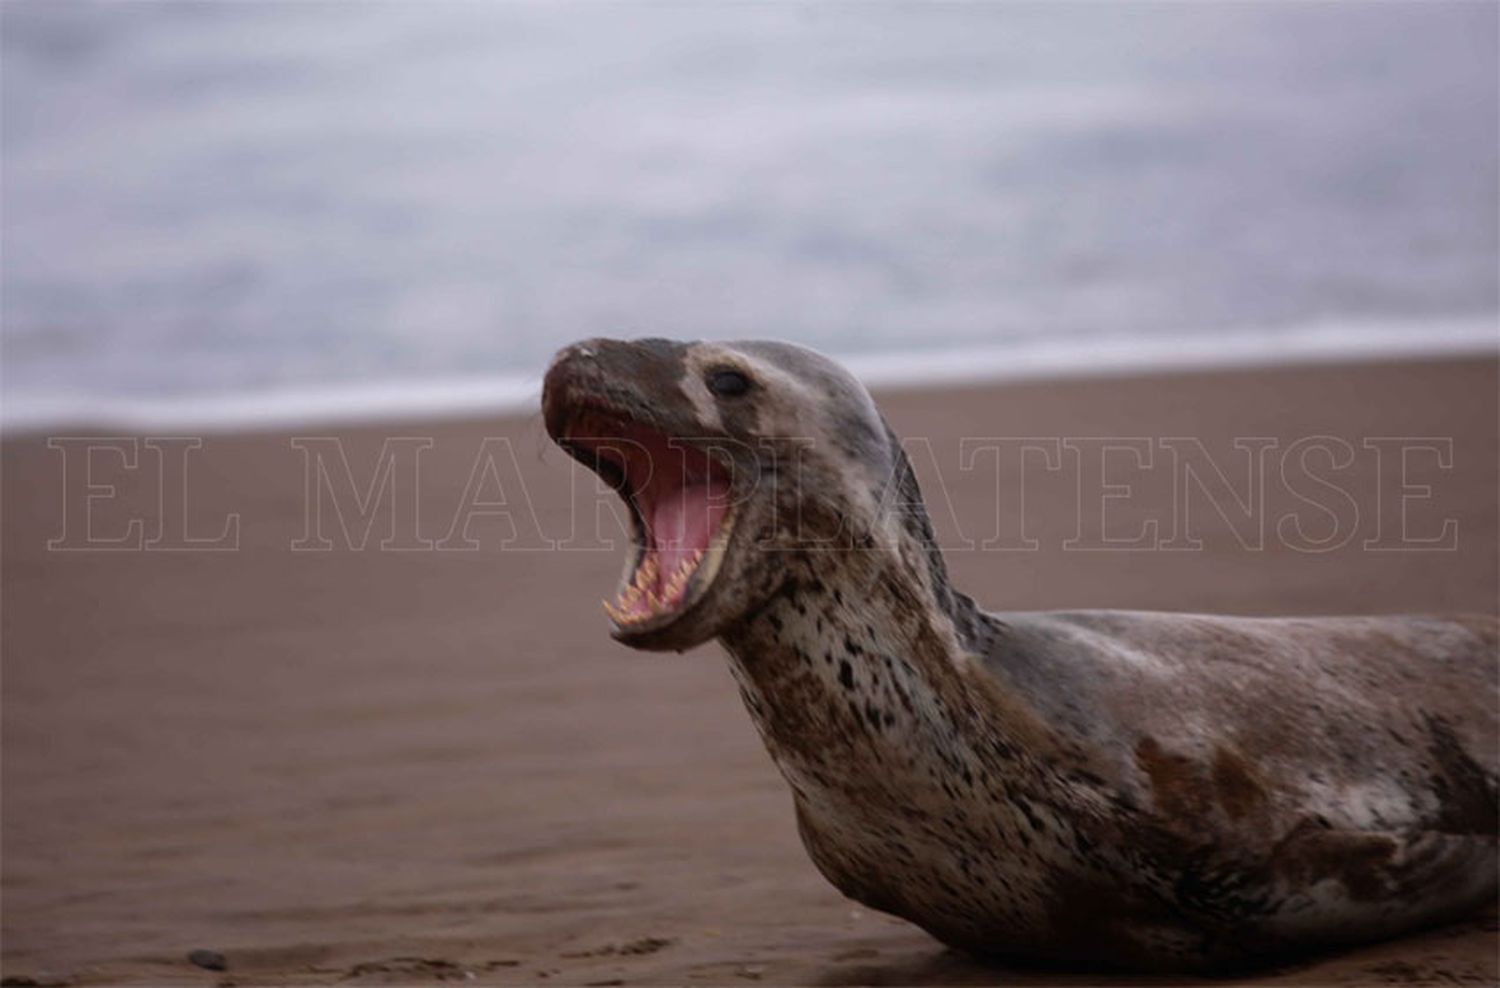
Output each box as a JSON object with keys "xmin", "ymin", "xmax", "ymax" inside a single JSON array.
[{"xmin": 602, "ymin": 548, "xmax": 705, "ymax": 623}]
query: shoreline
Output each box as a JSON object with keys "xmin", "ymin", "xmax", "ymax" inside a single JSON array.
[
  {"xmin": 3, "ymin": 355, "xmax": 1496, "ymax": 986},
  {"xmin": 3, "ymin": 315, "xmax": 1495, "ymax": 435}
]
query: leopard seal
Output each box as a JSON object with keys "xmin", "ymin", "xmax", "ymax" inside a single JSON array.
[{"xmin": 541, "ymin": 336, "xmax": 1498, "ymax": 972}]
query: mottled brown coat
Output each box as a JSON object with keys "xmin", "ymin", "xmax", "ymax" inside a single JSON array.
[{"xmin": 543, "ymin": 337, "xmax": 1498, "ymax": 972}]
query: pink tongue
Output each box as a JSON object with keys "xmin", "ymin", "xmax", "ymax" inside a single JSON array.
[{"xmin": 651, "ymin": 480, "xmax": 729, "ymax": 582}]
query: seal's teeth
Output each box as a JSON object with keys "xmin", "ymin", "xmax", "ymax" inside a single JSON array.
[
  {"xmin": 601, "ymin": 598, "xmax": 624, "ymax": 622},
  {"xmin": 633, "ymin": 564, "xmax": 651, "ymax": 590}
]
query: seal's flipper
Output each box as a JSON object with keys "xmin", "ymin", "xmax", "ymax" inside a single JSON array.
[{"xmin": 1259, "ymin": 825, "xmax": 1498, "ymax": 947}]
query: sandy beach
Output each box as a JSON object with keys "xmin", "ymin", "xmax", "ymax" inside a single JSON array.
[{"xmin": 3, "ymin": 355, "xmax": 1496, "ymax": 987}]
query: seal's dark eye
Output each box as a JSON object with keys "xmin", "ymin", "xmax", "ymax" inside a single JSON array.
[{"xmin": 706, "ymin": 368, "xmax": 752, "ymax": 398}]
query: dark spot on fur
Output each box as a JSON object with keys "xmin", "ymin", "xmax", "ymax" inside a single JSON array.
[
  {"xmin": 1271, "ymin": 819, "xmax": 1399, "ymax": 902},
  {"xmin": 838, "ymin": 660, "xmax": 854, "ymax": 690},
  {"xmin": 1211, "ymin": 747, "xmax": 1269, "ymax": 821},
  {"xmin": 1135, "ymin": 737, "xmax": 1216, "ymax": 824},
  {"xmin": 1423, "ymin": 715, "xmax": 1499, "ymax": 834}
]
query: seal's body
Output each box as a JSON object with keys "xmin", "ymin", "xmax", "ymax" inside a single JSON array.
[{"xmin": 542, "ymin": 337, "xmax": 1497, "ymax": 971}]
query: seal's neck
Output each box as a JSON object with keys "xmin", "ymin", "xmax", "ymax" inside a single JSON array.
[{"xmin": 716, "ymin": 505, "xmax": 1042, "ymax": 817}]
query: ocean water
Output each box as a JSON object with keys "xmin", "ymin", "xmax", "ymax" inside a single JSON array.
[{"xmin": 2, "ymin": 2, "xmax": 1496, "ymax": 427}]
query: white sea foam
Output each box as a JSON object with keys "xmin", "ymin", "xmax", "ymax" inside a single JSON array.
[
  {"xmin": 2, "ymin": 4, "xmax": 1496, "ymax": 432},
  {"xmin": 846, "ymin": 316, "xmax": 1500, "ymax": 391},
  {"xmin": 5, "ymin": 317, "xmax": 1492, "ymax": 434}
]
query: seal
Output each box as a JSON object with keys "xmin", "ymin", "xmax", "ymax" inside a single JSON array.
[{"xmin": 541, "ymin": 337, "xmax": 1498, "ymax": 972}]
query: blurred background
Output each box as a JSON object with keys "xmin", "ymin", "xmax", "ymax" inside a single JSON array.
[
  {"xmin": 3, "ymin": 5, "xmax": 1498, "ymax": 987},
  {"xmin": 3, "ymin": 1, "xmax": 1495, "ymax": 426}
]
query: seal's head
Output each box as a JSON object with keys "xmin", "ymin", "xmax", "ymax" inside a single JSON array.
[{"xmin": 543, "ymin": 337, "xmax": 908, "ymax": 652}]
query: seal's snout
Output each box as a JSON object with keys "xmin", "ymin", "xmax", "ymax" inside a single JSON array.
[
  {"xmin": 543, "ymin": 337, "xmax": 694, "ymax": 438},
  {"xmin": 543, "ymin": 336, "xmax": 743, "ymax": 649},
  {"xmin": 541, "ymin": 340, "xmax": 601, "ymax": 438}
]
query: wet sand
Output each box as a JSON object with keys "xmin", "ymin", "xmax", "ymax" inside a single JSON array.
[{"xmin": 3, "ymin": 356, "xmax": 1496, "ymax": 986}]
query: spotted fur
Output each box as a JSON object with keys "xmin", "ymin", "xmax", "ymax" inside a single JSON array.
[{"xmin": 543, "ymin": 337, "xmax": 1499, "ymax": 972}]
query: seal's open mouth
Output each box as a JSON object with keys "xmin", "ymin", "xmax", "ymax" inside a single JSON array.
[{"xmin": 558, "ymin": 408, "xmax": 737, "ymax": 631}]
